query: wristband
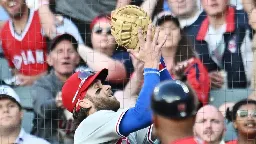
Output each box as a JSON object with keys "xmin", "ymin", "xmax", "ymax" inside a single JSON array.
[{"xmin": 143, "ymin": 71, "xmax": 160, "ymax": 76}]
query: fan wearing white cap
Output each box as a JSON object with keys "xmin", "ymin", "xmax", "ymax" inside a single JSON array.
[{"xmin": 0, "ymin": 85, "xmax": 50, "ymax": 144}]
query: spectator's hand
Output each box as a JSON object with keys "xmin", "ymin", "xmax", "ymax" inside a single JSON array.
[
  {"xmin": 209, "ymin": 71, "xmax": 224, "ymax": 89},
  {"xmin": 55, "ymin": 92, "xmax": 64, "ymax": 108},
  {"xmin": 17, "ymin": 74, "xmax": 35, "ymax": 86},
  {"xmin": 128, "ymin": 24, "xmax": 167, "ymax": 69},
  {"xmin": 172, "ymin": 58, "xmax": 194, "ymax": 80},
  {"xmin": 249, "ymin": 8, "xmax": 256, "ymax": 30},
  {"xmin": 16, "ymin": 72, "xmax": 47, "ymax": 86}
]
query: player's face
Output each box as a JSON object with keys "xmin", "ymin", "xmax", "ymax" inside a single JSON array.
[
  {"xmin": 158, "ymin": 21, "xmax": 181, "ymax": 49},
  {"xmin": 167, "ymin": 0, "xmax": 197, "ymax": 17},
  {"xmin": 234, "ymin": 104, "xmax": 256, "ymax": 138},
  {"xmin": 91, "ymin": 19, "xmax": 116, "ymax": 57},
  {"xmin": 0, "ymin": 0, "xmax": 27, "ymax": 19},
  {"xmin": 0, "ymin": 98, "xmax": 22, "ymax": 129},
  {"xmin": 48, "ymin": 40, "xmax": 80, "ymax": 76},
  {"xmin": 201, "ymin": 0, "xmax": 228, "ymax": 17},
  {"xmin": 86, "ymin": 80, "xmax": 120, "ymax": 112},
  {"xmin": 194, "ymin": 105, "xmax": 225, "ymax": 143}
]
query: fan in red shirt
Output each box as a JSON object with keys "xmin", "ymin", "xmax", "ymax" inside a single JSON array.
[{"xmin": 0, "ymin": 0, "xmax": 48, "ymax": 86}]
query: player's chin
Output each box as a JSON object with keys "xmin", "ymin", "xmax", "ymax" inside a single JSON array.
[{"xmin": 109, "ymin": 99, "xmax": 120, "ymax": 112}]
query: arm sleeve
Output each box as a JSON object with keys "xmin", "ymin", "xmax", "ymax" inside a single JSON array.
[
  {"xmin": 119, "ymin": 68, "xmax": 160, "ymax": 136},
  {"xmin": 31, "ymin": 80, "xmax": 59, "ymax": 119}
]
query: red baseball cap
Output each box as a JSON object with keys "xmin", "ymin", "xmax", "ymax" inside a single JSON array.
[{"xmin": 62, "ymin": 69, "xmax": 108, "ymax": 112}]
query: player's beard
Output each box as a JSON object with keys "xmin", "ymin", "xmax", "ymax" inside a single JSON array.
[{"xmin": 88, "ymin": 95, "xmax": 120, "ymax": 112}]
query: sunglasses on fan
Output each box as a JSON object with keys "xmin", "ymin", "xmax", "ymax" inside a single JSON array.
[
  {"xmin": 93, "ymin": 27, "xmax": 111, "ymax": 35},
  {"xmin": 237, "ymin": 110, "xmax": 256, "ymax": 118}
]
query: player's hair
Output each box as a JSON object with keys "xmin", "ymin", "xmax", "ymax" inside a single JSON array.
[{"xmin": 73, "ymin": 107, "xmax": 90, "ymax": 129}]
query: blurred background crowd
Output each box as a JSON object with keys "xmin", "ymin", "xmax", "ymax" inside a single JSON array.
[{"xmin": 0, "ymin": 0, "xmax": 256, "ymax": 143}]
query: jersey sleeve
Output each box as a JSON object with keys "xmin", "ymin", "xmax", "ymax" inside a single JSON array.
[
  {"xmin": 74, "ymin": 110, "xmax": 128, "ymax": 144},
  {"xmin": 127, "ymin": 125, "xmax": 155, "ymax": 144}
]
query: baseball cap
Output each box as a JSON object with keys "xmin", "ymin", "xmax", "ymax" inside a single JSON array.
[
  {"xmin": 153, "ymin": 11, "xmax": 180, "ymax": 27},
  {"xmin": 62, "ymin": 69, "xmax": 108, "ymax": 112},
  {"xmin": 0, "ymin": 85, "xmax": 21, "ymax": 106},
  {"xmin": 48, "ymin": 33, "xmax": 78, "ymax": 53},
  {"xmin": 151, "ymin": 80, "xmax": 197, "ymax": 119}
]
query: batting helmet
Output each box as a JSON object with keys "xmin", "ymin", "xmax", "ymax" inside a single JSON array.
[{"xmin": 151, "ymin": 80, "xmax": 197, "ymax": 119}]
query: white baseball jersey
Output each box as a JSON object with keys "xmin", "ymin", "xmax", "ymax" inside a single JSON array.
[{"xmin": 74, "ymin": 110, "xmax": 154, "ymax": 144}]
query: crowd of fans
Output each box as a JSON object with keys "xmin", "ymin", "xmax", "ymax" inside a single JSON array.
[{"xmin": 0, "ymin": 0, "xmax": 256, "ymax": 143}]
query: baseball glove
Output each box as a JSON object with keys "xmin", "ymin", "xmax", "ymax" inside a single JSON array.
[{"xmin": 111, "ymin": 5, "xmax": 152, "ymax": 49}]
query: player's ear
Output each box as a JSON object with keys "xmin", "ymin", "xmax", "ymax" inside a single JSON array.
[{"xmin": 78, "ymin": 99, "xmax": 92, "ymax": 109}]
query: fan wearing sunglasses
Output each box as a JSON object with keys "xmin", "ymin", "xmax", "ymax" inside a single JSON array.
[
  {"xmin": 78, "ymin": 13, "xmax": 134, "ymax": 93},
  {"xmin": 226, "ymin": 99, "xmax": 256, "ymax": 144}
]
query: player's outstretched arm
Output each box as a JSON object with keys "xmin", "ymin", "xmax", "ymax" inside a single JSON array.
[{"xmin": 119, "ymin": 24, "xmax": 167, "ymax": 136}]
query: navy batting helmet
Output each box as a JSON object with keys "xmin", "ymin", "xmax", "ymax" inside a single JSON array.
[{"xmin": 151, "ymin": 80, "xmax": 197, "ymax": 119}]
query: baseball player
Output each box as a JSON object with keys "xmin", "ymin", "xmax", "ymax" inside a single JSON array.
[
  {"xmin": 151, "ymin": 79, "xmax": 200, "ymax": 144},
  {"xmin": 61, "ymin": 25, "xmax": 168, "ymax": 144}
]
